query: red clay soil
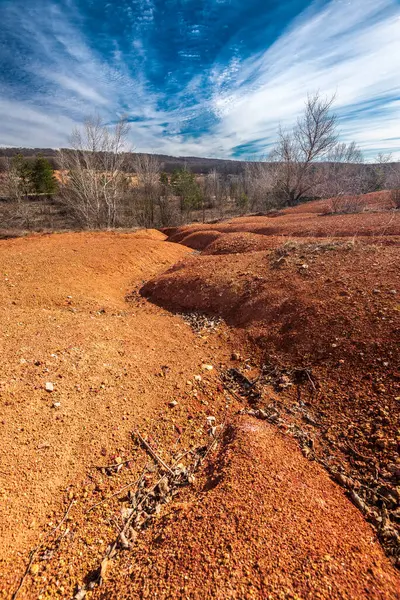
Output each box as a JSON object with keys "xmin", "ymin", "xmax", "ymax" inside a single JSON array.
[
  {"xmin": 204, "ymin": 232, "xmax": 400, "ymax": 256},
  {"xmin": 165, "ymin": 193, "xmax": 400, "ymax": 243},
  {"xmin": 142, "ymin": 241, "xmax": 400, "ymax": 366},
  {"xmin": 0, "ymin": 230, "xmax": 235, "ymax": 596},
  {"xmin": 204, "ymin": 231, "xmax": 284, "ymax": 254},
  {"xmin": 167, "ymin": 224, "xmax": 215, "ymax": 244},
  {"xmin": 99, "ymin": 416, "xmax": 400, "ymax": 600},
  {"xmin": 142, "ymin": 236, "xmax": 400, "ymax": 566},
  {"xmin": 179, "ymin": 229, "xmax": 221, "ymax": 250},
  {"xmin": 283, "ymin": 190, "xmax": 395, "ymax": 215},
  {"xmin": 1, "ymin": 220, "xmax": 400, "ymax": 599}
]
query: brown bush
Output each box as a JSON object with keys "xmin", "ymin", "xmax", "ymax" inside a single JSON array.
[
  {"xmin": 390, "ymin": 189, "xmax": 400, "ymax": 209},
  {"xmin": 326, "ymin": 195, "xmax": 364, "ymax": 215}
]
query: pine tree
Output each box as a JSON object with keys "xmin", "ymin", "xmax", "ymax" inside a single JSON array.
[
  {"xmin": 170, "ymin": 168, "xmax": 202, "ymax": 215},
  {"xmin": 30, "ymin": 155, "xmax": 58, "ymax": 194},
  {"xmin": 12, "ymin": 154, "xmax": 33, "ymax": 197}
]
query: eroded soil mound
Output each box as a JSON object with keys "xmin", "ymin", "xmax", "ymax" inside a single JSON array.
[
  {"xmin": 204, "ymin": 231, "xmax": 281, "ymax": 255},
  {"xmin": 283, "ymin": 191, "xmax": 394, "ymax": 215},
  {"xmin": 165, "ymin": 192, "xmax": 400, "ymax": 242},
  {"xmin": 100, "ymin": 417, "xmax": 399, "ymax": 599},
  {"xmin": 142, "ymin": 240, "xmax": 399, "ymax": 365},
  {"xmin": 0, "ymin": 231, "xmax": 235, "ymax": 595},
  {"xmin": 142, "ymin": 239, "xmax": 400, "ymax": 565},
  {"xmin": 180, "ymin": 229, "xmax": 221, "ymax": 250}
]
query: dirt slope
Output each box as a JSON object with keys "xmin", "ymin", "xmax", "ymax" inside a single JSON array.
[
  {"xmin": 0, "ymin": 226, "xmax": 399, "ymax": 599},
  {"xmin": 164, "ymin": 192, "xmax": 400, "ymax": 251},
  {"xmin": 142, "ymin": 232, "xmax": 400, "ymax": 567},
  {"xmin": 0, "ymin": 231, "xmax": 233, "ymax": 594},
  {"xmin": 100, "ymin": 417, "xmax": 400, "ymax": 599}
]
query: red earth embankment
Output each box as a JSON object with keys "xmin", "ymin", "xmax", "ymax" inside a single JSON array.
[
  {"xmin": 1, "ymin": 209, "xmax": 399, "ymax": 598},
  {"xmin": 142, "ymin": 207, "xmax": 400, "ymax": 571},
  {"xmin": 100, "ymin": 416, "xmax": 400, "ymax": 599},
  {"xmin": 0, "ymin": 230, "xmax": 236, "ymax": 595},
  {"xmin": 163, "ymin": 192, "xmax": 400, "ymax": 251}
]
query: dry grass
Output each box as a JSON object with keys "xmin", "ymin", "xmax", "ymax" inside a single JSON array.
[{"xmin": 325, "ymin": 195, "xmax": 365, "ymax": 215}]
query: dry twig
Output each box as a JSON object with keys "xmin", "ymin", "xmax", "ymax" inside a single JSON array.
[{"xmin": 133, "ymin": 430, "xmax": 174, "ymax": 476}]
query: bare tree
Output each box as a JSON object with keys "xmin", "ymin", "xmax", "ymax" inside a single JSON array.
[
  {"xmin": 132, "ymin": 153, "xmax": 161, "ymax": 227},
  {"xmin": 0, "ymin": 157, "xmax": 36, "ymax": 228},
  {"xmin": 0, "ymin": 157, "xmax": 24, "ymax": 201},
  {"xmin": 57, "ymin": 116, "xmax": 130, "ymax": 228},
  {"xmin": 244, "ymin": 161, "xmax": 282, "ymax": 212},
  {"xmin": 205, "ymin": 169, "xmax": 229, "ymax": 219},
  {"xmin": 318, "ymin": 142, "xmax": 367, "ymax": 213},
  {"xmin": 269, "ymin": 93, "xmax": 338, "ymax": 205}
]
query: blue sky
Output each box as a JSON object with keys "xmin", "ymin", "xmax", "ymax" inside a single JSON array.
[{"xmin": 0, "ymin": 0, "xmax": 399, "ymax": 159}]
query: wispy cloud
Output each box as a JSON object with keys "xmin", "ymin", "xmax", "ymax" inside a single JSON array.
[{"xmin": 0, "ymin": 0, "xmax": 399, "ymax": 159}]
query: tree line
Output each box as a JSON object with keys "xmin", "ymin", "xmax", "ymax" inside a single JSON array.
[{"xmin": 1, "ymin": 93, "xmax": 399, "ymax": 229}]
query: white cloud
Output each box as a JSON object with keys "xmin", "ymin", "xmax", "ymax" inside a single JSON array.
[
  {"xmin": 0, "ymin": 0, "xmax": 399, "ymax": 159},
  {"xmin": 204, "ymin": 0, "xmax": 400, "ymax": 158}
]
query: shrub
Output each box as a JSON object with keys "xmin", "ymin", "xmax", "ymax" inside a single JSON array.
[
  {"xmin": 390, "ymin": 189, "xmax": 400, "ymax": 209},
  {"xmin": 326, "ymin": 195, "xmax": 364, "ymax": 214}
]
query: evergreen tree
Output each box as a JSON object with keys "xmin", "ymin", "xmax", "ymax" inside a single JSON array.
[
  {"xmin": 30, "ymin": 155, "xmax": 58, "ymax": 194},
  {"xmin": 170, "ymin": 168, "xmax": 202, "ymax": 215},
  {"xmin": 12, "ymin": 154, "xmax": 33, "ymax": 197},
  {"xmin": 10, "ymin": 154, "xmax": 57, "ymax": 196}
]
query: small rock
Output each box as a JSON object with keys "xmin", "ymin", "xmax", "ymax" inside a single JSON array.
[
  {"xmin": 206, "ymin": 416, "xmax": 216, "ymax": 426},
  {"xmin": 231, "ymin": 352, "xmax": 241, "ymax": 361},
  {"xmin": 194, "ymin": 375, "xmax": 202, "ymax": 382},
  {"xmin": 201, "ymin": 364, "xmax": 213, "ymax": 371},
  {"xmin": 169, "ymin": 400, "xmax": 178, "ymax": 408},
  {"xmin": 45, "ymin": 382, "xmax": 54, "ymax": 392},
  {"xmin": 52, "ymin": 402, "xmax": 61, "ymax": 408}
]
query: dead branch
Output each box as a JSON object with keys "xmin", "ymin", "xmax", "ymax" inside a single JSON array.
[
  {"xmin": 132, "ymin": 430, "xmax": 175, "ymax": 477},
  {"xmin": 86, "ymin": 476, "xmax": 145, "ymax": 514}
]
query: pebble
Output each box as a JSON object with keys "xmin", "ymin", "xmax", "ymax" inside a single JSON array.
[
  {"xmin": 169, "ymin": 400, "xmax": 178, "ymax": 408},
  {"xmin": 45, "ymin": 382, "xmax": 54, "ymax": 392},
  {"xmin": 202, "ymin": 364, "xmax": 213, "ymax": 371}
]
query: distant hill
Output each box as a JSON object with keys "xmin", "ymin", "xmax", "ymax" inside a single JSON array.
[{"xmin": 0, "ymin": 148, "xmax": 247, "ymax": 174}]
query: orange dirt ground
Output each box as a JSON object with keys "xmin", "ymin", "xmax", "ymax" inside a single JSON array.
[
  {"xmin": 0, "ymin": 231, "xmax": 234, "ymax": 596},
  {"xmin": 0, "ymin": 195, "xmax": 399, "ymax": 599},
  {"xmin": 101, "ymin": 417, "xmax": 399, "ymax": 600}
]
